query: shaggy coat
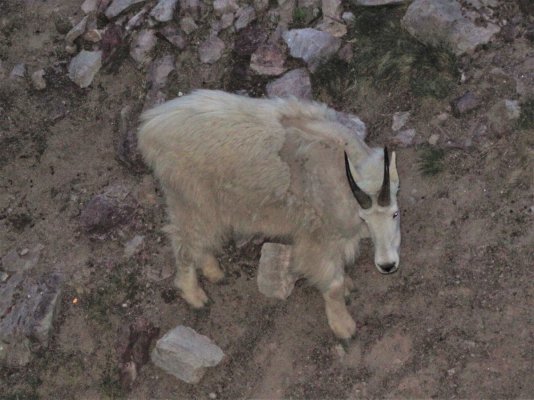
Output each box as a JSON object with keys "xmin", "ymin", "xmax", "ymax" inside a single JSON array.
[{"xmin": 138, "ymin": 90, "xmax": 398, "ymax": 338}]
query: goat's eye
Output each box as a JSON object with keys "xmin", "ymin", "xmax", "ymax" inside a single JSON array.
[{"xmin": 393, "ymin": 211, "xmax": 399, "ymax": 219}]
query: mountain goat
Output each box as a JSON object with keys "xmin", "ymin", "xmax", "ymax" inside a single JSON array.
[{"xmin": 138, "ymin": 90, "xmax": 401, "ymax": 339}]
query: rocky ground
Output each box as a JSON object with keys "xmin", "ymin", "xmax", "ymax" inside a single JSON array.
[{"xmin": 1, "ymin": 0, "xmax": 533, "ymax": 398}]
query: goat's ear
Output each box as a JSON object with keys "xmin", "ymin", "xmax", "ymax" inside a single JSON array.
[{"xmin": 390, "ymin": 151, "xmax": 399, "ymax": 183}]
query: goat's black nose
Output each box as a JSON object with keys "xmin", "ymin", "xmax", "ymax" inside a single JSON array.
[{"xmin": 379, "ymin": 263, "xmax": 397, "ymax": 273}]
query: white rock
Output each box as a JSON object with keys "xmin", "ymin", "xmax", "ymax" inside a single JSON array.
[
  {"xmin": 151, "ymin": 326, "xmax": 225, "ymax": 384},
  {"xmin": 31, "ymin": 69, "xmax": 47, "ymax": 90},
  {"xmin": 402, "ymin": 0, "xmax": 500, "ymax": 55},
  {"xmin": 130, "ymin": 29, "xmax": 157, "ymax": 66},
  {"xmin": 342, "ymin": 11, "xmax": 355, "ymax": 24},
  {"xmin": 9, "ymin": 63, "xmax": 26, "ymax": 79},
  {"xmin": 106, "ymin": 0, "xmax": 146, "ymax": 19},
  {"xmin": 282, "ymin": 28, "xmax": 341, "ymax": 71},
  {"xmin": 257, "ymin": 243, "xmax": 296, "ymax": 300},
  {"xmin": 68, "ymin": 50, "xmax": 102, "ymax": 88},
  {"xmin": 266, "ymin": 68, "xmax": 312, "ymax": 99},
  {"xmin": 150, "ymin": 0, "xmax": 178, "ymax": 22},
  {"xmin": 392, "ymin": 111, "xmax": 410, "ymax": 131},
  {"xmin": 198, "ymin": 36, "xmax": 225, "ymax": 64}
]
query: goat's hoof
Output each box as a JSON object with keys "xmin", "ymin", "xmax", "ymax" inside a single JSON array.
[
  {"xmin": 181, "ymin": 287, "xmax": 209, "ymax": 309},
  {"xmin": 329, "ymin": 315, "xmax": 357, "ymax": 340},
  {"xmin": 202, "ymin": 259, "xmax": 225, "ymax": 283}
]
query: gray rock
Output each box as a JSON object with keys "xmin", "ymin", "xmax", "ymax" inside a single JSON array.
[
  {"xmin": 68, "ymin": 50, "xmax": 102, "ymax": 88},
  {"xmin": 124, "ymin": 235, "xmax": 145, "ymax": 258},
  {"xmin": 487, "ymin": 100, "xmax": 521, "ymax": 134},
  {"xmin": 150, "ymin": 0, "xmax": 178, "ymax": 22},
  {"xmin": 234, "ymin": 6, "xmax": 256, "ymax": 31},
  {"xmin": 65, "ymin": 15, "xmax": 88, "ymax": 47},
  {"xmin": 80, "ymin": 185, "xmax": 135, "ymax": 234},
  {"xmin": 0, "ymin": 272, "xmax": 64, "ymax": 367},
  {"xmin": 130, "ymin": 29, "xmax": 157, "ymax": 66},
  {"xmin": 336, "ymin": 111, "xmax": 367, "ymax": 139},
  {"xmin": 353, "ymin": 0, "xmax": 406, "ymax": 5},
  {"xmin": 322, "ymin": 0, "xmax": 342, "ymax": 18},
  {"xmin": 159, "ymin": 25, "xmax": 186, "ymax": 49},
  {"xmin": 257, "ymin": 243, "xmax": 296, "ymax": 300},
  {"xmin": 180, "ymin": 16, "xmax": 199, "ymax": 35},
  {"xmin": 126, "ymin": 5, "xmax": 150, "ymax": 31},
  {"xmin": 84, "ymin": 29, "xmax": 103, "ymax": 43},
  {"xmin": 451, "ymin": 91, "xmax": 480, "ymax": 116},
  {"xmin": 428, "ymin": 133, "xmax": 440, "ymax": 145},
  {"xmin": 198, "ymin": 36, "xmax": 225, "ymax": 64},
  {"xmin": 266, "ymin": 68, "xmax": 312, "ymax": 99},
  {"xmin": 1, "ymin": 244, "xmax": 44, "ymax": 273},
  {"xmin": 402, "ymin": 0, "xmax": 500, "ymax": 55},
  {"xmin": 106, "ymin": 0, "xmax": 146, "ymax": 19},
  {"xmin": 0, "ymin": 272, "xmax": 8, "ymax": 283},
  {"xmin": 220, "ymin": 12, "xmax": 235, "ymax": 30},
  {"xmin": 143, "ymin": 55, "xmax": 175, "ymax": 110},
  {"xmin": 250, "ymin": 44, "xmax": 287, "ymax": 76},
  {"xmin": 392, "ymin": 111, "xmax": 410, "ymax": 131},
  {"xmin": 151, "ymin": 325, "xmax": 225, "ymax": 384},
  {"xmin": 9, "ymin": 63, "xmax": 26, "ymax": 79},
  {"xmin": 213, "ymin": 0, "xmax": 239, "ymax": 16},
  {"xmin": 391, "ymin": 128, "xmax": 416, "ymax": 147},
  {"xmin": 282, "ymin": 28, "xmax": 341, "ymax": 71},
  {"xmin": 81, "ymin": 0, "xmax": 99, "ymax": 13}
]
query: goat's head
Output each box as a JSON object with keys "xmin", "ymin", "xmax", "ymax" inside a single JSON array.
[{"xmin": 345, "ymin": 147, "xmax": 401, "ymax": 274}]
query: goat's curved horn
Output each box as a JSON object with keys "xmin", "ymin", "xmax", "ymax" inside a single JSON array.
[
  {"xmin": 377, "ymin": 147, "xmax": 391, "ymax": 207},
  {"xmin": 344, "ymin": 152, "xmax": 372, "ymax": 210}
]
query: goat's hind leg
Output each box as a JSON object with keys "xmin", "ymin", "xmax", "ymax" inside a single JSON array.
[
  {"xmin": 167, "ymin": 228, "xmax": 209, "ymax": 308},
  {"xmin": 200, "ymin": 253, "xmax": 224, "ymax": 283}
]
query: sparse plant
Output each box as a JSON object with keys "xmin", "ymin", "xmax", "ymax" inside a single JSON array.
[
  {"xmin": 517, "ymin": 98, "xmax": 534, "ymax": 130},
  {"xmin": 418, "ymin": 147, "xmax": 445, "ymax": 176}
]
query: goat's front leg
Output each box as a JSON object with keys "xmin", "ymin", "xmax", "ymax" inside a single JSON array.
[{"xmin": 322, "ymin": 275, "xmax": 356, "ymax": 339}]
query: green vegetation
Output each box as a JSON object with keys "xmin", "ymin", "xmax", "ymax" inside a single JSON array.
[
  {"xmin": 517, "ymin": 98, "xmax": 534, "ymax": 130},
  {"xmin": 313, "ymin": 6, "xmax": 459, "ymax": 101},
  {"xmin": 418, "ymin": 147, "xmax": 445, "ymax": 176},
  {"xmin": 82, "ymin": 261, "xmax": 143, "ymax": 325}
]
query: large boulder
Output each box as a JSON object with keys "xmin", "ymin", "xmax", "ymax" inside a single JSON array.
[{"xmin": 402, "ymin": 0, "xmax": 500, "ymax": 55}]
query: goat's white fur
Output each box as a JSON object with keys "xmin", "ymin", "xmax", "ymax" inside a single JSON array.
[{"xmin": 138, "ymin": 90, "xmax": 400, "ymax": 338}]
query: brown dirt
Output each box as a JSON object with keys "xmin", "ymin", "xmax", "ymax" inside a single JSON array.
[{"xmin": 1, "ymin": 0, "xmax": 533, "ymax": 399}]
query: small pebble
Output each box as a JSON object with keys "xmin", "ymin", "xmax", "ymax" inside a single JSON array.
[
  {"xmin": 209, "ymin": 393, "xmax": 217, "ymax": 399},
  {"xmin": 428, "ymin": 134, "xmax": 440, "ymax": 146}
]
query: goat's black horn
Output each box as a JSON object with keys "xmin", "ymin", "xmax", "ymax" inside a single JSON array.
[
  {"xmin": 345, "ymin": 152, "xmax": 372, "ymax": 210},
  {"xmin": 377, "ymin": 147, "xmax": 391, "ymax": 207}
]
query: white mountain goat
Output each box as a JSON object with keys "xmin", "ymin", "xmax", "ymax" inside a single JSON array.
[{"xmin": 138, "ymin": 90, "xmax": 401, "ymax": 339}]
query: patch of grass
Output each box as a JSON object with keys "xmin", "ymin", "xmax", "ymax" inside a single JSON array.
[
  {"xmin": 82, "ymin": 261, "xmax": 143, "ymax": 324},
  {"xmin": 314, "ymin": 5, "xmax": 458, "ymax": 101},
  {"xmin": 517, "ymin": 98, "xmax": 534, "ymax": 130},
  {"xmin": 418, "ymin": 147, "xmax": 445, "ymax": 176}
]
